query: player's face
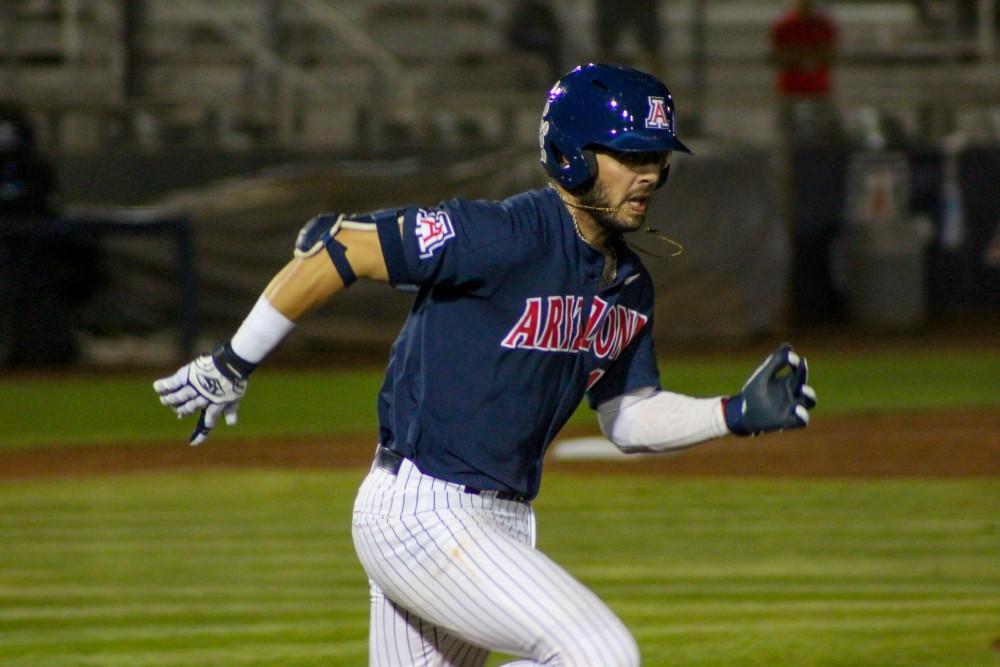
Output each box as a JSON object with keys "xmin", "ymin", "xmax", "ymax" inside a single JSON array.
[{"xmin": 585, "ymin": 150, "xmax": 669, "ymax": 234}]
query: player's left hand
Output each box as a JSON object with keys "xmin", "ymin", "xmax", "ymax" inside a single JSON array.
[
  {"xmin": 724, "ymin": 342, "xmax": 816, "ymax": 437},
  {"xmin": 153, "ymin": 348, "xmax": 248, "ymax": 446}
]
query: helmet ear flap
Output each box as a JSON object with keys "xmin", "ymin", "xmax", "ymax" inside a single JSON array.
[
  {"xmin": 656, "ymin": 163, "xmax": 671, "ymax": 189},
  {"xmin": 566, "ymin": 148, "xmax": 598, "ymax": 195},
  {"xmin": 582, "ymin": 148, "xmax": 598, "ymax": 181},
  {"xmin": 542, "ymin": 123, "xmax": 599, "ymax": 191}
]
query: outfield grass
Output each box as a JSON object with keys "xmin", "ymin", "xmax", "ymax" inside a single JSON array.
[
  {"xmin": 1, "ymin": 471, "xmax": 998, "ymax": 666},
  {"xmin": 2, "ymin": 348, "xmax": 999, "ymax": 450}
]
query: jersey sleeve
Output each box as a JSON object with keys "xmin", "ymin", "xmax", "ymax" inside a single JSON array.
[
  {"xmin": 376, "ymin": 198, "xmax": 513, "ymax": 289},
  {"xmin": 586, "ymin": 312, "xmax": 661, "ymax": 409}
]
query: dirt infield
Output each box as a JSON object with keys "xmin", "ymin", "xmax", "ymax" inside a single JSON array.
[{"xmin": 1, "ymin": 407, "xmax": 998, "ymax": 481}]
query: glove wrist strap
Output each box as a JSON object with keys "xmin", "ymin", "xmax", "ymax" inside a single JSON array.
[
  {"xmin": 722, "ymin": 395, "xmax": 750, "ymax": 436},
  {"xmin": 212, "ymin": 342, "xmax": 257, "ymax": 382}
]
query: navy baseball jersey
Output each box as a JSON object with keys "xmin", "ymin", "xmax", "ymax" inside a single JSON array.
[{"xmin": 369, "ymin": 187, "xmax": 660, "ymax": 499}]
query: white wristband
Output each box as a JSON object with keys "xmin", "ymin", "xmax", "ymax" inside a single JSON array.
[{"xmin": 230, "ymin": 296, "xmax": 296, "ymax": 363}]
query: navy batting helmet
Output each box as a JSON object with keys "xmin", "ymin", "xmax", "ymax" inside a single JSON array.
[{"xmin": 539, "ymin": 64, "xmax": 691, "ymax": 191}]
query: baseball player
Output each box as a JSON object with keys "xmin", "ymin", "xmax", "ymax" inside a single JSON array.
[{"xmin": 154, "ymin": 64, "xmax": 816, "ymax": 666}]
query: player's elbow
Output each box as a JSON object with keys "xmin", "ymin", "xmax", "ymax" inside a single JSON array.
[{"xmin": 597, "ymin": 409, "xmax": 649, "ymax": 454}]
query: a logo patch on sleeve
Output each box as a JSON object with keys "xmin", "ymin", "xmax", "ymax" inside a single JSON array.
[{"xmin": 415, "ymin": 208, "xmax": 455, "ymax": 258}]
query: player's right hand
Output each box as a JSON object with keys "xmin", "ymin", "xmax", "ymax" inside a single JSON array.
[{"xmin": 153, "ymin": 352, "xmax": 247, "ymax": 446}]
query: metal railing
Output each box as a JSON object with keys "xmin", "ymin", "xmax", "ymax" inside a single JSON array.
[{"xmin": 1, "ymin": 207, "xmax": 198, "ymax": 359}]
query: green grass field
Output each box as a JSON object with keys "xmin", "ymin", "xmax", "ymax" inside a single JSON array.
[
  {"xmin": 2, "ymin": 348, "xmax": 999, "ymax": 450},
  {"xmin": 1, "ymin": 347, "xmax": 999, "ymax": 665},
  {"xmin": 1, "ymin": 472, "xmax": 998, "ymax": 666}
]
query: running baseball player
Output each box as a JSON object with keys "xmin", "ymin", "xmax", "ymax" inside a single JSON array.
[{"xmin": 154, "ymin": 64, "xmax": 816, "ymax": 666}]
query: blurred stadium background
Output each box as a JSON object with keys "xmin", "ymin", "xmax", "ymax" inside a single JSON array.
[
  {"xmin": 1, "ymin": 0, "xmax": 998, "ymax": 365},
  {"xmin": 1, "ymin": 3, "xmax": 999, "ymax": 665}
]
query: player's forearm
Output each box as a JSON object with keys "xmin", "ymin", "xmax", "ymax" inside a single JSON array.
[
  {"xmin": 262, "ymin": 253, "xmax": 345, "ymax": 321},
  {"xmin": 230, "ymin": 228, "xmax": 390, "ymax": 363},
  {"xmin": 597, "ymin": 388, "xmax": 729, "ymax": 453},
  {"xmin": 221, "ymin": 254, "xmax": 339, "ymax": 364}
]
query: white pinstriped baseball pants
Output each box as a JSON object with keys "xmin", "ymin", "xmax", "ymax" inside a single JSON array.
[{"xmin": 352, "ymin": 453, "xmax": 640, "ymax": 667}]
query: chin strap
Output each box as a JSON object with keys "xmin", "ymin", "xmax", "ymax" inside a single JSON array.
[
  {"xmin": 635, "ymin": 226, "xmax": 684, "ymax": 258},
  {"xmin": 553, "ymin": 186, "xmax": 685, "ymax": 258}
]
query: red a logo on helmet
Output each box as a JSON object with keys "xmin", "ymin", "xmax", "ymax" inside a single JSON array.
[{"xmin": 645, "ymin": 96, "xmax": 671, "ymax": 130}]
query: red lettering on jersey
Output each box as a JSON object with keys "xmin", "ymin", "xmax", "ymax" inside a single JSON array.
[
  {"xmin": 610, "ymin": 308, "xmax": 648, "ymax": 360},
  {"xmin": 537, "ymin": 296, "xmax": 565, "ymax": 350},
  {"xmin": 586, "ymin": 369, "xmax": 605, "ymax": 390},
  {"xmin": 607, "ymin": 307, "xmax": 626, "ymax": 360},
  {"xmin": 576, "ymin": 296, "xmax": 609, "ymax": 350},
  {"xmin": 565, "ymin": 296, "xmax": 584, "ymax": 351},
  {"xmin": 593, "ymin": 305, "xmax": 619, "ymax": 358},
  {"xmin": 501, "ymin": 295, "xmax": 647, "ymax": 358},
  {"xmin": 501, "ymin": 297, "xmax": 542, "ymax": 349}
]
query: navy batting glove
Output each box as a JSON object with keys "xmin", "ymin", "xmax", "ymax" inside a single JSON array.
[{"xmin": 724, "ymin": 343, "xmax": 817, "ymax": 437}]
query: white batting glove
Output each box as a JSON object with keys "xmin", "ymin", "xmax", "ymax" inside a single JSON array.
[{"xmin": 153, "ymin": 345, "xmax": 252, "ymax": 445}]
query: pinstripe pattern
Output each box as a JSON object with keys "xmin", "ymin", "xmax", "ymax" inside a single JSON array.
[{"xmin": 352, "ymin": 456, "xmax": 640, "ymax": 666}]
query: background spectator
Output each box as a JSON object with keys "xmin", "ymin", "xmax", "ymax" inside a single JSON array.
[
  {"xmin": 505, "ymin": 0, "xmax": 564, "ymax": 84},
  {"xmin": 0, "ymin": 104, "xmax": 55, "ymax": 215},
  {"xmin": 0, "ymin": 102, "xmax": 102, "ymax": 367},
  {"xmin": 771, "ymin": 0, "xmax": 842, "ymax": 146},
  {"xmin": 594, "ymin": 0, "xmax": 665, "ymax": 75}
]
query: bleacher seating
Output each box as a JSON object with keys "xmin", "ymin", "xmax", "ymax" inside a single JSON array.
[{"xmin": 2, "ymin": 0, "xmax": 998, "ymax": 152}]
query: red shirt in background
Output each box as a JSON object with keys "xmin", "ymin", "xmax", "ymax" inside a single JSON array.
[{"xmin": 771, "ymin": 9, "xmax": 837, "ymax": 96}]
